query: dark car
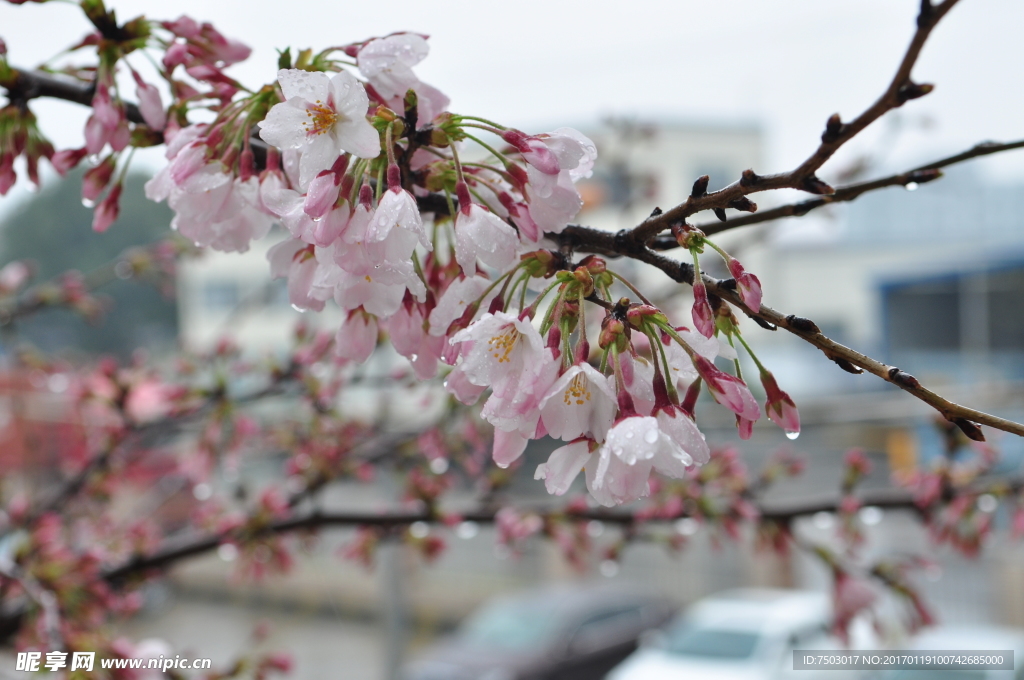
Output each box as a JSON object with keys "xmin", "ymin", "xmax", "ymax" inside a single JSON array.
[{"xmin": 401, "ymin": 583, "xmax": 676, "ymax": 680}]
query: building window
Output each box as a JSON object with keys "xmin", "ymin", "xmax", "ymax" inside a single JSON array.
[
  {"xmin": 884, "ymin": 278, "xmax": 960, "ymax": 351},
  {"xmin": 883, "ymin": 265, "xmax": 1024, "ymax": 352}
]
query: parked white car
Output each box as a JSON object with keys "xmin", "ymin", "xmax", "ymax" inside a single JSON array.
[
  {"xmin": 606, "ymin": 588, "xmax": 865, "ymax": 680},
  {"xmin": 870, "ymin": 625, "xmax": 1024, "ymax": 680}
]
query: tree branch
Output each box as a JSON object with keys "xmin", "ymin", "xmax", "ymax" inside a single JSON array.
[
  {"xmin": 666, "ymin": 139, "xmax": 1024, "ymax": 239},
  {"xmin": 0, "ymin": 239, "xmax": 183, "ymax": 326},
  {"xmin": 549, "ymin": 224, "xmax": 1024, "ymax": 439},
  {"xmin": 103, "ymin": 474, "xmax": 1022, "ymax": 583},
  {"xmin": 628, "ymin": 0, "xmax": 961, "ymax": 244}
]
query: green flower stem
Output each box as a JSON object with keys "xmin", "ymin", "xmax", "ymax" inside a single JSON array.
[
  {"xmin": 608, "ymin": 271, "xmax": 654, "ymax": 306},
  {"xmin": 645, "ymin": 320, "xmax": 679, "ymax": 403},
  {"xmin": 539, "ymin": 285, "xmax": 568, "ymax": 336},
  {"xmin": 524, "ymin": 278, "xmax": 562, "ymax": 320},
  {"xmin": 461, "ymin": 132, "xmax": 513, "ymax": 167},
  {"xmin": 452, "ymin": 115, "xmax": 507, "ymax": 130},
  {"xmin": 733, "ymin": 331, "xmax": 768, "ymax": 374}
]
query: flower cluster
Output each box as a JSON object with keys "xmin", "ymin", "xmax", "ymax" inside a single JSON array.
[{"xmin": 3, "ymin": 4, "xmax": 801, "ymax": 507}]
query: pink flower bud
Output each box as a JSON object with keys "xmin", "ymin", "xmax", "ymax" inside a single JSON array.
[
  {"xmin": 0, "ymin": 153, "xmax": 15, "ymax": 196},
  {"xmin": 92, "ymin": 183, "xmax": 122, "ymax": 232},
  {"xmin": 51, "ymin": 147, "xmax": 88, "ymax": 176},
  {"xmin": 736, "ymin": 415, "xmax": 754, "ymax": 440},
  {"xmin": 501, "ymin": 129, "xmax": 559, "ymax": 174},
  {"xmin": 133, "ymin": 75, "xmax": 167, "ymax": 131},
  {"xmin": 304, "ymin": 171, "xmax": 342, "ymax": 218},
  {"xmin": 760, "ymin": 370, "xmax": 800, "ymax": 437},
  {"xmin": 728, "ymin": 257, "xmax": 763, "ymax": 311},
  {"xmin": 334, "ymin": 311, "xmax": 378, "ymax": 364},
  {"xmin": 82, "ymin": 156, "xmax": 116, "ymax": 202},
  {"xmin": 844, "ymin": 448, "xmax": 872, "ymax": 476},
  {"xmin": 691, "ymin": 281, "xmax": 715, "ymax": 338},
  {"xmin": 163, "ymin": 41, "xmax": 191, "ymax": 70},
  {"xmin": 692, "ymin": 355, "xmax": 760, "ymax": 421}
]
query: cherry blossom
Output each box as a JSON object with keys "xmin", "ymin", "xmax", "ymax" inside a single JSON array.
[
  {"xmin": 258, "ymin": 172, "xmax": 318, "ymax": 243},
  {"xmin": 760, "ymin": 369, "xmax": 800, "ymax": 437},
  {"xmin": 539, "ymin": 362, "xmax": 617, "ymax": 442},
  {"xmin": 566, "ymin": 413, "xmax": 706, "ymax": 506},
  {"xmin": 132, "ymin": 73, "xmax": 167, "ymax": 131},
  {"xmin": 267, "ymin": 239, "xmax": 325, "ymax": 312},
  {"xmin": 389, "ymin": 302, "xmax": 444, "ymax": 379},
  {"xmin": 335, "ymin": 310, "xmax": 378, "ymax": 363},
  {"xmin": 692, "ymin": 355, "xmax": 760, "ymax": 422},
  {"xmin": 170, "ymin": 173, "xmax": 273, "ymax": 252},
  {"xmin": 534, "ymin": 438, "xmax": 595, "ymax": 496},
  {"xmin": 367, "ymin": 185, "xmax": 432, "ymax": 259},
  {"xmin": 727, "ymin": 257, "xmax": 763, "ymax": 311},
  {"xmin": 427, "ymin": 275, "xmax": 495, "ymax": 337},
  {"xmin": 259, "ymin": 69, "xmax": 380, "ymax": 187},
  {"xmin": 357, "ymin": 34, "xmax": 450, "ymax": 126},
  {"xmin": 454, "ymin": 204, "xmax": 519, "ymax": 275},
  {"xmin": 481, "ymin": 352, "xmax": 559, "ymax": 444},
  {"xmin": 449, "ymin": 311, "xmax": 547, "ymax": 395},
  {"xmin": 691, "ymin": 279, "xmax": 715, "ymax": 338}
]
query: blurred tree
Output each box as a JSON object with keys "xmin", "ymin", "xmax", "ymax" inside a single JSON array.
[{"xmin": 0, "ymin": 170, "xmax": 177, "ymax": 358}]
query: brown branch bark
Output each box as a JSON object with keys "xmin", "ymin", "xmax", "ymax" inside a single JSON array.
[
  {"xmin": 103, "ymin": 475, "xmax": 1022, "ymax": 583},
  {"xmin": 628, "ymin": 0, "xmax": 961, "ymax": 244},
  {"xmin": 3, "ymin": 0, "xmax": 1017, "ymax": 440},
  {"xmin": 674, "ymin": 139, "xmax": 1024, "ymax": 238},
  {"xmin": 550, "ymin": 224, "xmax": 1024, "ymax": 439}
]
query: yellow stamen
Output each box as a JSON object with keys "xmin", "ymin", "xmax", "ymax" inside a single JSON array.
[
  {"xmin": 301, "ymin": 99, "xmax": 338, "ymax": 137},
  {"xmin": 487, "ymin": 326, "xmax": 520, "ymax": 363},
  {"xmin": 563, "ymin": 373, "xmax": 591, "ymax": 406}
]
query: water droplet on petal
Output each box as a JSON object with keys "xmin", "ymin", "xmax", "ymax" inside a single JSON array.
[
  {"xmin": 644, "ymin": 429, "xmax": 659, "ymax": 444},
  {"xmin": 785, "ymin": 430, "xmax": 800, "ymax": 440},
  {"xmin": 87, "ymin": 154, "xmax": 101, "ymax": 166},
  {"xmin": 81, "ymin": 197, "xmax": 96, "ymax": 208},
  {"xmin": 625, "ymin": 431, "xmax": 634, "ymax": 439}
]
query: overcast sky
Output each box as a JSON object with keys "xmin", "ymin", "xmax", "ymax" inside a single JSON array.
[{"xmin": 2, "ymin": 0, "xmax": 1023, "ymax": 211}]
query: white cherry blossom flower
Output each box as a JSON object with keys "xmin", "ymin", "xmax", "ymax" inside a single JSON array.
[
  {"xmin": 580, "ymin": 413, "xmax": 706, "ymax": 506},
  {"xmin": 366, "ymin": 187, "xmax": 432, "ymax": 259},
  {"xmin": 267, "ymin": 238, "xmax": 325, "ymax": 311},
  {"xmin": 357, "ymin": 34, "xmax": 450, "ymax": 126},
  {"xmin": 259, "ymin": 69, "xmax": 380, "ymax": 187},
  {"xmin": 450, "ymin": 311, "xmax": 547, "ymax": 395},
  {"xmin": 539, "ymin": 362, "xmax": 617, "ymax": 442},
  {"xmin": 258, "ymin": 172, "xmax": 317, "ymax": 242},
  {"xmin": 443, "ymin": 363, "xmax": 486, "ymax": 405},
  {"xmin": 427, "ymin": 275, "xmax": 496, "ymax": 337},
  {"xmin": 168, "ymin": 170, "xmax": 273, "ymax": 253},
  {"xmin": 482, "ymin": 352, "xmax": 560, "ymax": 439},
  {"xmin": 335, "ymin": 311, "xmax": 377, "ymax": 363},
  {"xmin": 524, "ymin": 170, "xmax": 584, "ymax": 234},
  {"xmin": 535, "ymin": 439, "xmax": 595, "ymax": 496},
  {"xmin": 454, "ymin": 204, "xmax": 519, "ymax": 275}
]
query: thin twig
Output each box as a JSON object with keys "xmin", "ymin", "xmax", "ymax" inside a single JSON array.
[
  {"xmin": 628, "ymin": 0, "xmax": 961, "ymax": 243},
  {"xmin": 674, "ymin": 139, "xmax": 1024, "ymax": 238}
]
